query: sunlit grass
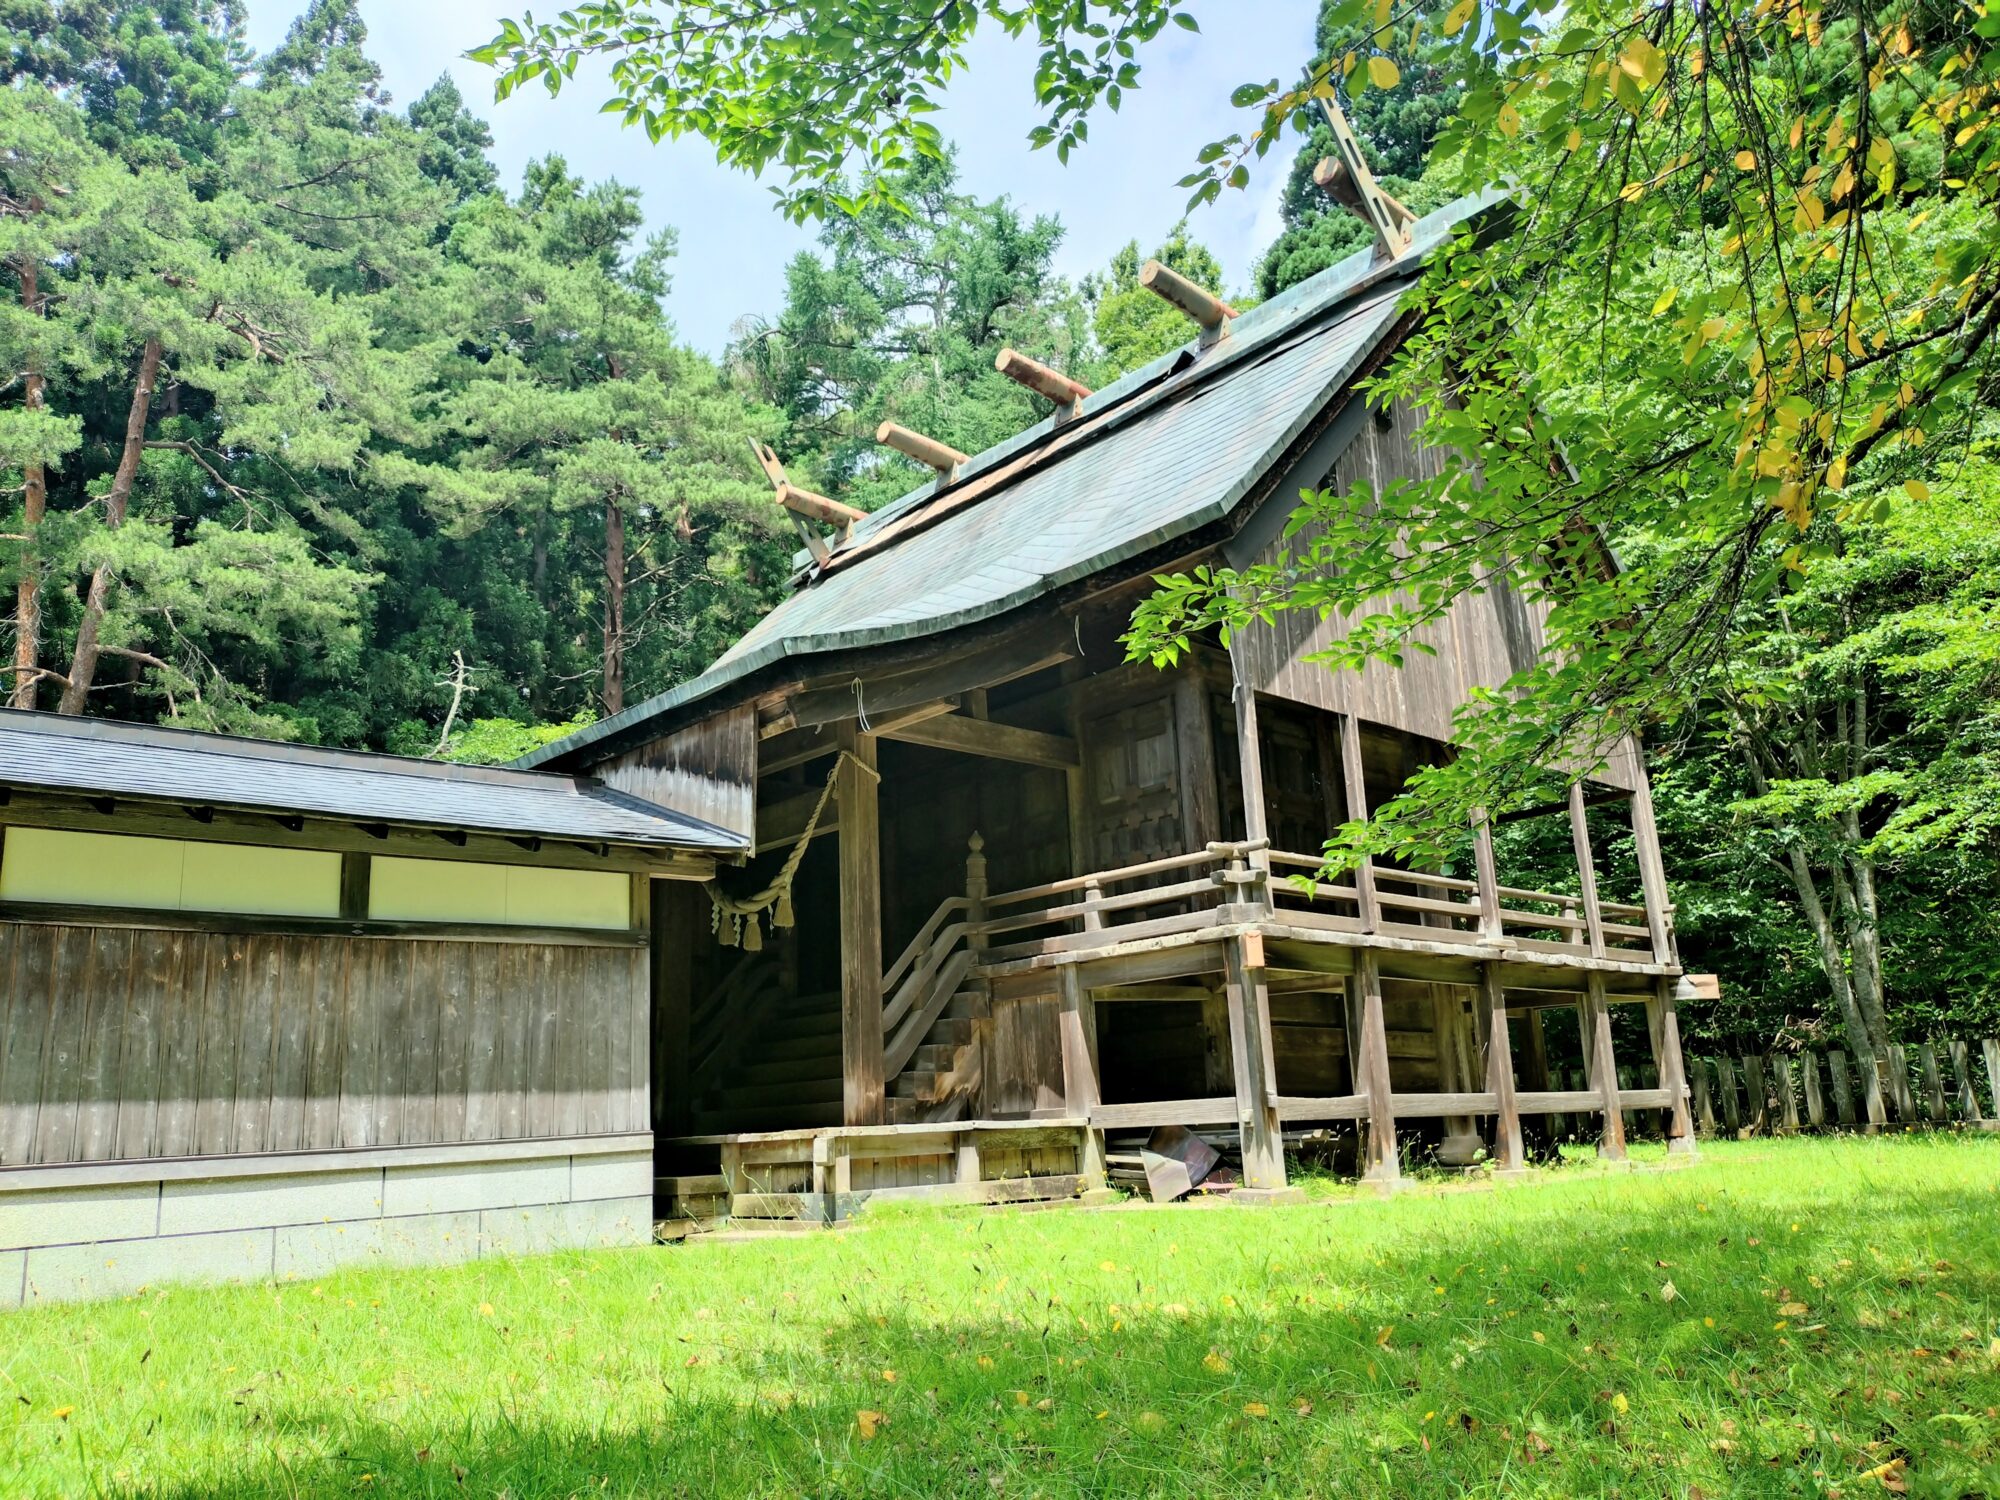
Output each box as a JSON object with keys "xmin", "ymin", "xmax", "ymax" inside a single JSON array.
[{"xmin": 1, "ymin": 1135, "xmax": 1995, "ymax": 1497}]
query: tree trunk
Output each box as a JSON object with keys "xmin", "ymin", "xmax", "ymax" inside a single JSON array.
[
  {"xmin": 601, "ymin": 492, "xmax": 625, "ymax": 715},
  {"xmin": 1830, "ymin": 854, "xmax": 1890, "ymax": 1055},
  {"xmin": 59, "ymin": 336, "xmax": 163, "ymax": 715},
  {"xmin": 1780, "ymin": 843, "xmax": 1885, "ymax": 1125},
  {"xmin": 10, "ymin": 255, "xmax": 46, "ymax": 710}
]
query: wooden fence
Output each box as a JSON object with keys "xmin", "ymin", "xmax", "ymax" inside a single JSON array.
[{"xmin": 1684, "ymin": 1038, "xmax": 2000, "ymax": 1137}]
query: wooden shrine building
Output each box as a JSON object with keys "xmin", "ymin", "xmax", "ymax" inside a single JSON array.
[
  {"xmin": 0, "ymin": 711, "xmax": 739, "ymax": 1303},
  {"xmin": 521, "ymin": 188, "xmax": 1702, "ymax": 1218}
]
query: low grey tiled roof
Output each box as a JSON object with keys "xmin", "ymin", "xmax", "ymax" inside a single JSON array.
[
  {"xmin": 0, "ymin": 711, "xmax": 745, "ymax": 851},
  {"xmin": 522, "ymin": 190, "xmax": 1509, "ymax": 772}
]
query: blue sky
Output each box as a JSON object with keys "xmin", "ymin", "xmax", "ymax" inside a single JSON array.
[{"xmin": 241, "ymin": 2, "xmax": 1322, "ymax": 355}]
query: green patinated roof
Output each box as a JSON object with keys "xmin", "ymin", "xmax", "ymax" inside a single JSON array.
[{"xmin": 523, "ymin": 190, "xmax": 1509, "ymax": 772}]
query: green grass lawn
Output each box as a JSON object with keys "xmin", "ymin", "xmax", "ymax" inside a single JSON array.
[{"xmin": 2, "ymin": 1136, "xmax": 1997, "ymax": 1498}]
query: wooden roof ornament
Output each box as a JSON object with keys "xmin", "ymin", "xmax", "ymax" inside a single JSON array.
[
  {"xmin": 751, "ymin": 438, "xmax": 867, "ymax": 566},
  {"xmin": 1312, "ymin": 93, "xmax": 1415, "ymax": 261},
  {"xmin": 876, "ymin": 421, "xmax": 969, "ymax": 483},
  {"xmin": 1138, "ymin": 259, "xmax": 1240, "ymax": 347},
  {"xmin": 993, "ymin": 348, "xmax": 1092, "ymax": 420}
]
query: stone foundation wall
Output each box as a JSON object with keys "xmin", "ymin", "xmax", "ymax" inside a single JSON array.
[{"xmin": 0, "ymin": 1135, "xmax": 652, "ymax": 1308}]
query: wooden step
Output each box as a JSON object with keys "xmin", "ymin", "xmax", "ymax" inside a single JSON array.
[
  {"xmin": 718, "ymin": 1076, "xmax": 843, "ymax": 1107},
  {"xmin": 890, "ymin": 1069, "xmax": 941, "ymax": 1100},
  {"xmin": 758, "ymin": 1027, "xmax": 843, "ymax": 1061},
  {"xmin": 887, "ymin": 1092, "xmax": 972, "ymax": 1125},
  {"xmin": 941, "ymin": 987, "xmax": 990, "ymax": 1021},
  {"xmin": 923, "ymin": 1017, "xmax": 975, "ymax": 1048},
  {"xmin": 733, "ymin": 1055, "xmax": 839, "ymax": 1088}
]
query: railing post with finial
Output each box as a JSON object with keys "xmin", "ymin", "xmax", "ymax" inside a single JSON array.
[{"xmin": 965, "ymin": 831, "xmax": 988, "ymax": 958}]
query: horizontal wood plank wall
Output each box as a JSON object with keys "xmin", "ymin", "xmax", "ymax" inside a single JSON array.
[
  {"xmin": 1232, "ymin": 396, "xmax": 1641, "ymax": 792},
  {"xmin": 0, "ymin": 921, "xmax": 647, "ymax": 1168},
  {"xmin": 599, "ymin": 702, "xmax": 758, "ymax": 844}
]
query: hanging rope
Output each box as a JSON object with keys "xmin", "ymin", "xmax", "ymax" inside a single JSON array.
[{"xmin": 706, "ymin": 748, "xmax": 879, "ymax": 952}]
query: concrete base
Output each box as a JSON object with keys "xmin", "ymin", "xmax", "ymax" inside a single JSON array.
[
  {"xmin": 1487, "ymin": 1166, "xmax": 1533, "ymax": 1184},
  {"xmin": 1435, "ymin": 1132, "xmax": 1485, "ymax": 1168},
  {"xmin": 1075, "ymin": 1187, "xmax": 1123, "ymax": 1206},
  {"xmin": 1666, "ymin": 1135, "xmax": 1701, "ymax": 1159},
  {"xmin": 0, "ymin": 1141, "xmax": 652, "ymax": 1308},
  {"xmin": 1230, "ymin": 1186, "xmax": 1308, "ymax": 1207}
]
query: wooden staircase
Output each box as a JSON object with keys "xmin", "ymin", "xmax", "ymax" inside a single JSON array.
[
  {"xmin": 693, "ymin": 986, "xmax": 844, "ymax": 1133},
  {"xmin": 888, "ymin": 980, "xmax": 990, "ymax": 1123}
]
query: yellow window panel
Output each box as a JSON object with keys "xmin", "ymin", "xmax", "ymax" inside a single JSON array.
[
  {"xmin": 367, "ymin": 856, "xmax": 509, "ymax": 925},
  {"xmin": 180, "ymin": 842, "xmax": 341, "ymax": 918},
  {"xmin": 504, "ymin": 866, "xmax": 629, "ymax": 930},
  {"xmin": 0, "ymin": 828, "xmax": 186, "ymax": 909}
]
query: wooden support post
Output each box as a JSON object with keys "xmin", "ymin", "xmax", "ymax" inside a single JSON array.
[
  {"xmin": 1058, "ymin": 965, "xmax": 1106, "ymax": 1189},
  {"xmin": 1229, "ymin": 647, "xmax": 1271, "ymax": 908},
  {"xmin": 1826, "ymin": 1049, "xmax": 1857, "ymax": 1126},
  {"xmin": 956, "ymin": 1133, "xmax": 983, "ymax": 1186},
  {"xmin": 1567, "ymin": 783, "xmax": 1607, "ymax": 957},
  {"xmin": 1627, "ymin": 764, "xmax": 1676, "ymax": 963},
  {"xmin": 1482, "ymin": 963, "xmax": 1524, "ymax": 1173},
  {"xmin": 339, "ymin": 852, "xmax": 371, "ymax": 922},
  {"xmin": 1646, "ymin": 975, "xmax": 1697, "ymax": 1156},
  {"xmin": 835, "ymin": 722, "xmax": 885, "ymax": 1126},
  {"xmin": 1200, "ymin": 987, "xmax": 1235, "ymax": 1096},
  {"xmin": 1982, "ymin": 1038, "xmax": 2000, "ymax": 1126},
  {"xmin": 1434, "ymin": 984, "xmax": 1483, "ymax": 1165},
  {"xmin": 1581, "ymin": 972, "xmax": 1628, "ymax": 1161},
  {"xmin": 1471, "ymin": 813, "xmax": 1503, "ymax": 943},
  {"xmin": 1337, "ymin": 714, "xmax": 1378, "ymax": 931},
  {"xmin": 1350, "ymin": 950, "xmax": 1401, "ymax": 1186},
  {"xmin": 1517, "ymin": 1006, "xmax": 1552, "ymax": 1156},
  {"xmin": 1223, "ymin": 934, "xmax": 1294, "ymax": 1197}
]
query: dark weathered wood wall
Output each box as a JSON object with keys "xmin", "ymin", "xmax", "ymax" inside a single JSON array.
[
  {"xmin": 1233, "ymin": 397, "xmax": 1641, "ymax": 791},
  {"xmin": 0, "ymin": 920, "xmax": 647, "ymax": 1168},
  {"xmin": 600, "ymin": 702, "xmax": 758, "ymax": 843}
]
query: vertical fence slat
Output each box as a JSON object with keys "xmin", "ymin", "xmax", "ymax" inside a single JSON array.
[
  {"xmin": 1917, "ymin": 1043, "xmax": 1949, "ymax": 1123},
  {"xmin": 1826, "ymin": 1049, "xmax": 1855, "ymax": 1126},
  {"xmin": 1741, "ymin": 1054, "xmax": 1770, "ymax": 1136},
  {"xmin": 1885, "ymin": 1046, "xmax": 1917, "ymax": 1124},
  {"xmin": 1947, "ymin": 1040, "xmax": 1983, "ymax": 1125},
  {"xmin": 1690, "ymin": 1059, "xmax": 1716, "ymax": 1137},
  {"xmin": 1714, "ymin": 1056, "xmax": 1742, "ymax": 1137},
  {"xmin": 1799, "ymin": 1052, "xmax": 1826, "ymax": 1130}
]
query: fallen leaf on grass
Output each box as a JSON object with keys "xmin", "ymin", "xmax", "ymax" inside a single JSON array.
[
  {"xmin": 1660, "ymin": 1280, "xmax": 1678, "ymax": 1302},
  {"xmin": 1203, "ymin": 1349, "xmax": 1231, "ymax": 1373},
  {"xmin": 1376, "ymin": 1326, "xmax": 1394, "ymax": 1347},
  {"xmin": 1243, "ymin": 1402, "xmax": 1269, "ymax": 1417},
  {"xmin": 856, "ymin": 1410, "xmax": 885, "ymax": 1440},
  {"xmin": 1779, "ymin": 1301, "xmax": 1809, "ymax": 1317}
]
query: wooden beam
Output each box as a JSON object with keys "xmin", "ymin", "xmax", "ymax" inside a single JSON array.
[
  {"xmin": 865, "ymin": 697, "xmax": 960, "ymax": 736},
  {"xmin": 876, "ymin": 421, "xmax": 968, "ymax": 478},
  {"xmin": 835, "ymin": 722, "xmax": 884, "ymax": 1126},
  {"xmin": 1138, "ymin": 259, "xmax": 1238, "ymax": 346},
  {"xmin": 0, "ymin": 791, "xmax": 719, "ymax": 878},
  {"xmin": 1628, "ymin": 761, "xmax": 1676, "ymax": 962},
  {"xmin": 338, "ymin": 852, "xmax": 370, "ymax": 922},
  {"xmin": 877, "ymin": 711, "xmax": 1080, "ymax": 770},
  {"xmin": 784, "ymin": 619, "xmax": 1078, "ymax": 731},
  {"xmin": 1568, "ymin": 783, "xmax": 1608, "ymax": 958},
  {"xmin": 1648, "ymin": 973, "xmax": 1698, "ymax": 1155},
  {"xmin": 994, "ymin": 348, "xmax": 1091, "ymax": 410},
  {"xmin": 755, "ymin": 788, "xmax": 839, "ymax": 854}
]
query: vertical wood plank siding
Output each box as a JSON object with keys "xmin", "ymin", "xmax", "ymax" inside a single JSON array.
[
  {"xmin": 1232, "ymin": 397, "xmax": 1641, "ymax": 791},
  {"xmin": 0, "ymin": 921, "xmax": 647, "ymax": 1168}
]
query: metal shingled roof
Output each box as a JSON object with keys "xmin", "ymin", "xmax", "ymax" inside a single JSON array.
[
  {"xmin": 521, "ymin": 190, "xmax": 1509, "ymax": 772},
  {"xmin": 0, "ymin": 711, "xmax": 745, "ymax": 851}
]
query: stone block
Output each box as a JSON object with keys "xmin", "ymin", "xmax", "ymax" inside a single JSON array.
[
  {"xmin": 381, "ymin": 1156, "xmax": 568, "ymax": 1217},
  {"xmin": 0, "ymin": 1251, "xmax": 22, "ymax": 1310},
  {"xmin": 0, "ymin": 1181, "xmax": 158, "ymax": 1252},
  {"xmin": 25, "ymin": 1228, "xmax": 272, "ymax": 1304},
  {"xmin": 274, "ymin": 1210, "xmax": 482, "ymax": 1280},
  {"xmin": 160, "ymin": 1169, "xmax": 383, "ymax": 1236},
  {"xmin": 480, "ymin": 1196, "xmax": 650, "ymax": 1256},
  {"xmin": 569, "ymin": 1151, "xmax": 651, "ymax": 1203}
]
